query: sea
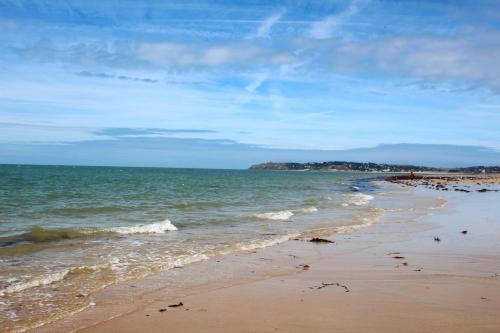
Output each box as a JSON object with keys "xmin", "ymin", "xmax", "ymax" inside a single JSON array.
[{"xmin": 0, "ymin": 164, "xmax": 389, "ymax": 332}]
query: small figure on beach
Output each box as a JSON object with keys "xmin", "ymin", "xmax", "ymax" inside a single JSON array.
[{"xmin": 409, "ymin": 171, "xmax": 416, "ymax": 180}]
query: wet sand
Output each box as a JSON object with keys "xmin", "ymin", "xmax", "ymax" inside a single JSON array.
[{"xmin": 37, "ymin": 183, "xmax": 500, "ymax": 333}]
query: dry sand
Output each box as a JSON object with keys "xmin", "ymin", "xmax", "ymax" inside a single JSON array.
[{"xmin": 36, "ymin": 182, "xmax": 500, "ymax": 333}]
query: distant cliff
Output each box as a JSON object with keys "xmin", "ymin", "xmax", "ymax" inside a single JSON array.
[{"xmin": 249, "ymin": 161, "xmax": 500, "ymax": 173}]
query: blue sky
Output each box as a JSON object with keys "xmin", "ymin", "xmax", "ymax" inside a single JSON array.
[{"xmin": 0, "ymin": 0, "xmax": 499, "ymax": 167}]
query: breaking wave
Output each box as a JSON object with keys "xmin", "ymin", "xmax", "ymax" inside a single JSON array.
[
  {"xmin": 0, "ymin": 270, "xmax": 70, "ymax": 296},
  {"xmin": 0, "ymin": 219, "xmax": 178, "ymax": 246},
  {"xmin": 252, "ymin": 210, "xmax": 294, "ymax": 221},
  {"xmin": 107, "ymin": 219, "xmax": 178, "ymax": 234},
  {"xmin": 341, "ymin": 193, "xmax": 374, "ymax": 207},
  {"xmin": 251, "ymin": 206, "xmax": 318, "ymax": 221},
  {"xmin": 237, "ymin": 233, "xmax": 301, "ymax": 251}
]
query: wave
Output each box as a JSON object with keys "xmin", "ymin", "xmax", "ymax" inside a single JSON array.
[
  {"xmin": 107, "ymin": 219, "xmax": 178, "ymax": 234},
  {"xmin": 341, "ymin": 193, "xmax": 374, "ymax": 207},
  {"xmin": 295, "ymin": 206, "xmax": 318, "ymax": 213},
  {"xmin": 3, "ymin": 226, "xmax": 99, "ymax": 243},
  {"xmin": 0, "ymin": 219, "xmax": 178, "ymax": 246},
  {"xmin": 303, "ymin": 208, "xmax": 385, "ymax": 238},
  {"xmin": 333, "ymin": 216, "xmax": 380, "ymax": 233},
  {"xmin": 252, "ymin": 210, "xmax": 294, "ymax": 221},
  {"xmin": 0, "ymin": 270, "xmax": 70, "ymax": 296},
  {"xmin": 251, "ymin": 206, "xmax": 318, "ymax": 221},
  {"xmin": 237, "ymin": 233, "xmax": 301, "ymax": 251},
  {"xmin": 0, "ymin": 259, "xmax": 119, "ymax": 297}
]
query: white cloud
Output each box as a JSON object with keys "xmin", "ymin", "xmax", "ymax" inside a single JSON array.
[
  {"xmin": 330, "ymin": 34, "xmax": 500, "ymax": 92},
  {"xmin": 137, "ymin": 42, "xmax": 195, "ymax": 66},
  {"xmin": 13, "ymin": 24, "xmax": 500, "ymax": 94}
]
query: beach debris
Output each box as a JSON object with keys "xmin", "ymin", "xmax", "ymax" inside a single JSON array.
[
  {"xmin": 159, "ymin": 308, "xmax": 167, "ymax": 312},
  {"xmin": 393, "ymin": 256, "xmax": 405, "ymax": 259},
  {"xmin": 481, "ymin": 297, "xmax": 488, "ymax": 300},
  {"xmin": 298, "ymin": 264, "xmax": 310, "ymax": 270},
  {"xmin": 168, "ymin": 302, "xmax": 184, "ymax": 308},
  {"xmin": 433, "ymin": 237, "xmax": 441, "ymax": 242},
  {"xmin": 312, "ymin": 282, "xmax": 350, "ymax": 292},
  {"xmin": 479, "ymin": 188, "xmax": 498, "ymax": 192},
  {"xmin": 402, "ymin": 262, "xmax": 408, "ymax": 266},
  {"xmin": 414, "ymin": 268, "xmax": 422, "ymax": 272},
  {"xmin": 461, "ymin": 230, "xmax": 468, "ymax": 234},
  {"xmin": 309, "ymin": 238, "xmax": 334, "ymax": 244}
]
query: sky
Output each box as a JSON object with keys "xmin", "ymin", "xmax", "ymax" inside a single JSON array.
[{"xmin": 0, "ymin": 0, "xmax": 499, "ymax": 168}]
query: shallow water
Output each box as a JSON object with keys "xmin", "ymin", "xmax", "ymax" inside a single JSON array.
[{"xmin": 0, "ymin": 165, "xmax": 385, "ymax": 332}]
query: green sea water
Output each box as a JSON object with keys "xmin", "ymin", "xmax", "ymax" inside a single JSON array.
[{"xmin": 0, "ymin": 164, "xmax": 382, "ymax": 332}]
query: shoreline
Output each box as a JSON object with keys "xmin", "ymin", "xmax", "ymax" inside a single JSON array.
[{"xmin": 34, "ymin": 181, "xmax": 500, "ymax": 333}]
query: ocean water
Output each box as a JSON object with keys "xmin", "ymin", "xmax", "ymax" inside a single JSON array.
[{"xmin": 0, "ymin": 165, "xmax": 383, "ymax": 332}]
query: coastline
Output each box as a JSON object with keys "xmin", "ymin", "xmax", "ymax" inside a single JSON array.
[{"xmin": 34, "ymin": 180, "xmax": 500, "ymax": 333}]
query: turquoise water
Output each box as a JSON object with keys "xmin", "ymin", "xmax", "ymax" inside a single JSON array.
[{"xmin": 0, "ymin": 165, "xmax": 382, "ymax": 332}]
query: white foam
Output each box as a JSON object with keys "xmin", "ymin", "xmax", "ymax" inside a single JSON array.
[
  {"xmin": 238, "ymin": 233, "xmax": 301, "ymax": 251},
  {"xmin": 0, "ymin": 270, "xmax": 69, "ymax": 296},
  {"xmin": 342, "ymin": 193, "xmax": 374, "ymax": 206},
  {"xmin": 168, "ymin": 253, "xmax": 209, "ymax": 269},
  {"xmin": 253, "ymin": 210, "xmax": 294, "ymax": 221},
  {"xmin": 109, "ymin": 219, "xmax": 178, "ymax": 234},
  {"xmin": 252, "ymin": 206, "xmax": 318, "ymax": 221},
  {"xmin": 334, "ymin": 216, "xmax": 380, "ymax": 234},
  {"xmin": 295, "ymin": 206, "xmax": 318, "ymax": 213}
]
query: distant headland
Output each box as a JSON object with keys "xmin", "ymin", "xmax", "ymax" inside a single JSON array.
[{"xmin": 249, "ymin": 161, "xmax": 500, "ymax": 173}]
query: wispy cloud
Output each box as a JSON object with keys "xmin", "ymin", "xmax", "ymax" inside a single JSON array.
[
  {"xmin": 245, "ymin": 73, "xmax": 268, "ymax": 92},
  {"xmin": 77, "ymin": 71, "xmax": 158, "ymax": 83},
  {"xmin": 94, "ymin": 127, "xmax": 217, "ymax": 137},
  {"xmin": 254, "ymin": 10, "xmax": 286, "ymax": 38},
  {"xmin": 308, "ymin": 1, "xmax": 361, "ymax": 39}
]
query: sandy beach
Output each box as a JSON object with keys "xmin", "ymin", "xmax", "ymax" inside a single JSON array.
[{"xmin": 32, "ymin": 179, "xmax": 500, "ymax": 333}]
